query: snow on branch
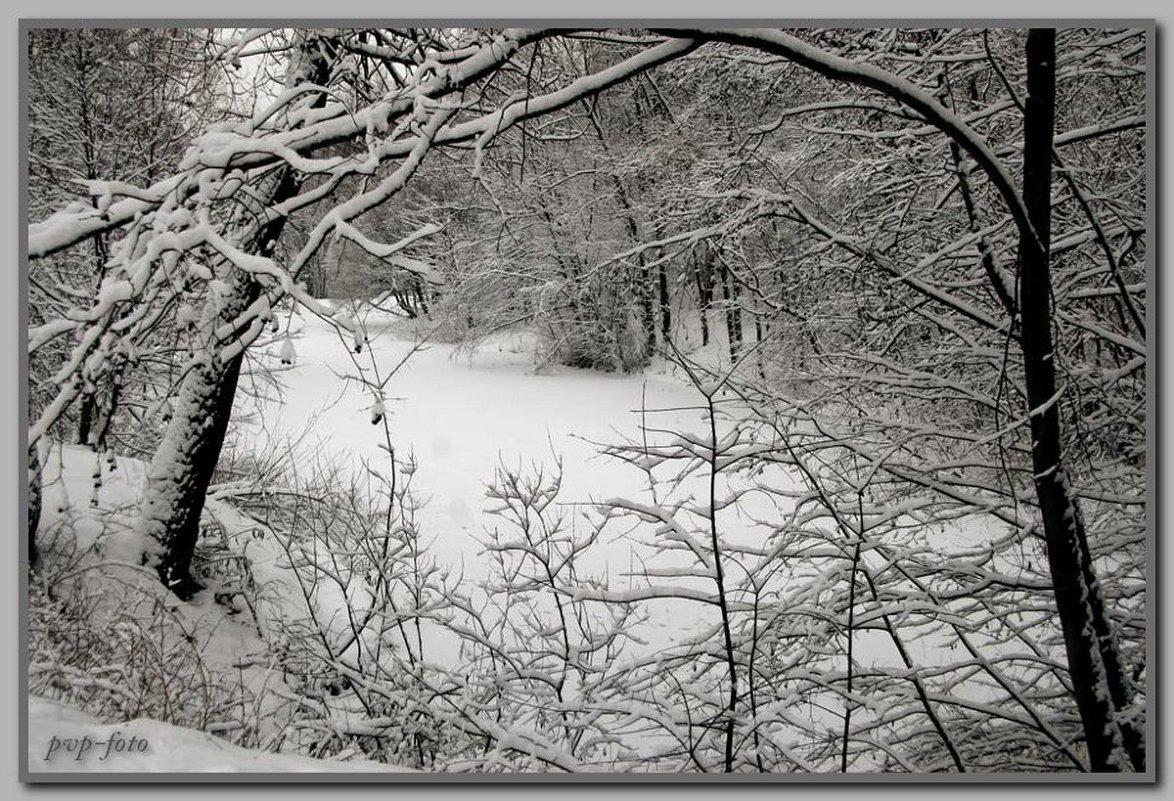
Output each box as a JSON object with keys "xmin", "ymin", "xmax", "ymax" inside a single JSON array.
[
  {"xmin": 27, "ymin": 29, "xmax": 553, "ymax": 260},
  {"xmin": 331, "ymin": 221, "xmax": 445, "ymax": 285},
  {"xmin": 657, "ymin": 29, "xmax": 1044, "ymax": 260},
  {"xmin": 468, "ymin": 37, "xmax": 701, "ymax": 177}
]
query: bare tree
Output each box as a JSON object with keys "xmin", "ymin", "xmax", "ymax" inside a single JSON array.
[{"xmin": 26, "ymin": 26, "xmax": 1147, "ymax": 772}]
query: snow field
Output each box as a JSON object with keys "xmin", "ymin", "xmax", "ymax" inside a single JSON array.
[
  {"xmin": 28, "ymin": 304, "xmax": 1046, "ymax": 772},
  {"xmin": 27, "ymin": 696, "xmax": 415, "ymax": 774}
]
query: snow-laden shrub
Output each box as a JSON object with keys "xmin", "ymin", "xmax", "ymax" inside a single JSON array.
[
  {"xmin": 436, "ymin": 458, "xmax": 643, "ymax": 772},
  {"xmin": 537, "ymin": 278, "xmax": 650, "ymax": 373},
  {"xmin": 209, "ymin": 435, "xmax": 646, "ymax": 771},
  {"xmin": 425, "ymin": 257, "xmax": 652, "ymax": 372},
  {"xmin": 27, "ymin": 519, "xmax": 229, "ymax": 731},
  {"xmin": 209, "ymin": 435, "xmax": 471, "ymax": 768}
]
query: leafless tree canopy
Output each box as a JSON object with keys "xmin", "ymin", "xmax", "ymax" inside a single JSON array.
[{"xmin": 25, "ymin": 26, "xmax": 1148, "ymax": 775}]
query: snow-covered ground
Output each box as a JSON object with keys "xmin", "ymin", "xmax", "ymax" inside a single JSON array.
[
  {"xmin": 241, "ymin": 306, "xmax": 707, "ymax": 570},
  {"xmin": 28, "ymin": 308, "xmax": 750, "ymax": 774},
  {"xmin": 236, "ymin": 307, "xmax": 742, "ymax": 657},
  {"xmin": 237, "ymin": 307, "xmax": 979, "ymax": 668},
  {"xmin": 25, "ymin": 305, "xmax": 1009, "ymax": 774},
  {"xmin": 26, "ymin": 695, "xmax": 415, "ymax": 774}
]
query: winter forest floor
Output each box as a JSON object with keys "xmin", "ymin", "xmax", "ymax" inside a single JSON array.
[
  {"xmin": 25, "ymin": 302, "xmax": 1096, "ymax": 775},
  {"xmin": 30, "ymin": 304, "xmax": 767, "ymax": 773}
]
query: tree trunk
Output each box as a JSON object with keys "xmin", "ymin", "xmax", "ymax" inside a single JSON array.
[
  {"xmin": 754, "ymin": 317, "xmax": 766, "ymax": 379},
  {"xmin": 582, "ymin": 105, "xmax": 655, "ymax": 355},
  {"xmin": 138, "ymin": 268, "xmax": 261, "ymax": 596},
  {"xmin": 694, "ymin": 247, "xmax": 712, "ymax": 347},
  {"xmin": 76, "ymin": 395, "xmax": 96, "ymax": 448},
  {"xmin": 28, "ymin": 443, "xmax": 42, "ymax": 572},
  {"xmin": 641, "ymin": 264, "xmax": 656, "ymax": 351},
  {"xmin": 136, "ymin": 37, "xmax": 334, "ymax": 598},
  {"xmin": 721, "ymin": 265, "xmax": 742, "ymax": 362},
  {"xmin": 416, "ymin": 281, "xmax": 431, "ymax": 316},
  {"xmin": 658, "ymin": 259, "xmax": 670, "ymax": 346},
  {"xmin": 1017, "ymin": 28, "xmax": 1142, "ymax": 772},
  {"xmin": 76, "ymin": 232, "xmax": 110, "ymax": 447}
]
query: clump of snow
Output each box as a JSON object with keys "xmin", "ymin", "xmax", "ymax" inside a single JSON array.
[{"xmin": 37, "ymin": 443, "xmax": 147, "ymax": 563}]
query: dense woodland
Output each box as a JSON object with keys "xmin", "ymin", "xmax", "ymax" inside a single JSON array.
[{"xmin": 25, "ymin": 27, "xmax": 1148, "ymax": 774}]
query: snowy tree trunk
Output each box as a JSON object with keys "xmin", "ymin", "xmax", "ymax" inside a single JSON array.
[
  {"xmin": 614, "ymin": 181, "xmax": 655, "ymax": 352},
  {"xmin": 76, "ymin": 232, "xmax": 110, "ymax": 447},
  {"xmin": 138, "ymin": 167, "xmax": 309, "ymax": 596},
  {"xmin": 137, "ymin": 267, "xmax": 262, "ymax": 596},
  {"xmin": 640, "ymin": 269, "xmax": 656, "ymax": 350},
  {"xmin": 1018, "ymin": 29, "xmax": 1142, "ymax": 772},
  {"xmin": 136, "ymin": 34, "xmax": 335, "ymax": 598}
]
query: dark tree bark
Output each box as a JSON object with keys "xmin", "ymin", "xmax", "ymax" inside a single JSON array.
[
  {"xmin": 658, "ymin": 259, "xmax": 670, "ymax": 345},
  {"xmin": 415, "ymin": 281, "xmax": 431, "ymax": 316},
  {"xmin": 140, "ymin": 268, "xmax": 262, "ymax": 596},
  {"xmin": 582, "ymin": 103, "xmax": 656, "ymax": 354},
  {"xmin": 76, "ymin": 393, "xmax": 96, "ymax": 448},
  {"xmin": 75, "ymin": 114, "xmax": 113, "ymax": 450},
  {"xmin": 693, "ymin": 246, "xmax": 713, "ymax": 347},
  {"xmin": 140, "ymin": 188, "xmax": 292, "ymax": 596},
  {"xmin": 28, "ymin": 443, "xmax": 42, "ymax": 572},
  {"xmin": 641, "ymin": 264, "xmax": 657, "ymax": 351},
  {"xmin": 137, "ymin": 41, "xmax": 335, "ymax": 598},
  {"xmin": 75, "ymin": 230, "xmax": 108, "ymax": 448},
  {"xmin": 1017, "ymin": 28, "xmax": 1142, "ymax": 772},
  {"xmin": 720, "ymin": 264, "xmax": 742, "ymax": 361}
]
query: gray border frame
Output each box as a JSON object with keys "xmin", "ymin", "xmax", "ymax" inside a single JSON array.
[{"xmin": 15, "ymin": 17, "xmax": 1158, "ymax": 785}]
